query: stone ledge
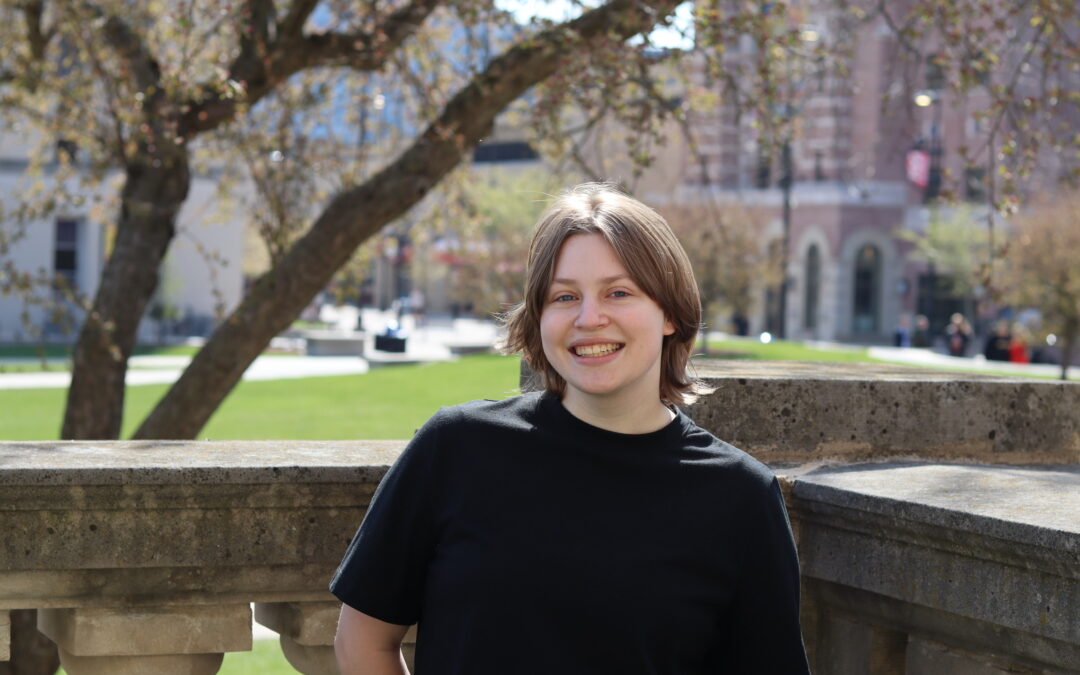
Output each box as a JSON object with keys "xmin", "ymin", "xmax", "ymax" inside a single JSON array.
[
  {"xmin": 792, "ymin": 462, "xmax": 1080, "ymax": 671},
  {"xmin": 689, "ymin": 361, "xmax": 1080, "ymax": 463},
  {"xmin": 0, "ymin": 440, "xmax": 405, "ymax": 485},
  {"xmin": 793, "ymin": 462, "xmax": 1080, "ymax": 553}
]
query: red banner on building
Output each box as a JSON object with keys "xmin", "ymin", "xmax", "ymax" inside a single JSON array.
[{"xmin": 906, "ymin": 149, "xmax": 931, "ymax": 188}]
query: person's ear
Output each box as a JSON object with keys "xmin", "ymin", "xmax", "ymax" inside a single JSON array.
[{"xmin": 663, "ymin": 317, "xmax": 675, "ymax": 336}]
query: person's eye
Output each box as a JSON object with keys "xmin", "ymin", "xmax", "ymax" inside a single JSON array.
[
  {"xmin": 610, "ymin": 290, "xmax": 631, "ymax": 298},
  {"xmin": 552, "ymin": 293, "xmax": 576, "ymax": 303}
]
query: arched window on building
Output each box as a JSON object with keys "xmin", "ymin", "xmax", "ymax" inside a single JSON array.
[
  {"xmin": 852, "ymin": 244, "xmax": 881, "ymax": 334},
  {"xmin": 803, "ymin": 245, "xmax": 820, "ymax": 332}
]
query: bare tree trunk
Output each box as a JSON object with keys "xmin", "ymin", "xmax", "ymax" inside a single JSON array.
[
  {"xmin": 134, "ymin": 0, "xmax": 680, "ymax": 439},
  {"xmin": 1061, "ymin": 334, "xmax": 1076, "ymax": 382},
  {"xmin": 60, "ymin": 151, "xmax": 190, "ymax": 439}
]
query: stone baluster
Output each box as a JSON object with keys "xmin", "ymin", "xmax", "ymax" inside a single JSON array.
[
  {"xmin": 255, "ymin": 601, "xmax": 418, "ymax": 674},
  {"xmin": 255, "ymin": 602, "xmax": 338, "ymax": 675},
  {"xmin": 1, "ymin": 610, "xmax": 9, "ymax": 661},
  {"xmin": 37, "ymin": 604, "xmax": 251, "ymax": 675}
]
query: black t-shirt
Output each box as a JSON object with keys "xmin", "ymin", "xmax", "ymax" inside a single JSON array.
[{"xmin": 330, "ymin": 391, "xmax": 809, "ymax": 674}]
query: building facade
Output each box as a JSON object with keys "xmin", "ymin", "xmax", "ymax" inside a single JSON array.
[{"xmin": 0, "ymin": 130, "xmax": 246, "ymax": 343}]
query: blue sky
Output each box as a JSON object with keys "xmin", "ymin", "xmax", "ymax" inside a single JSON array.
[{"xmin": 495, "ymin": 0, "xmax": 695, "ymax": 49}]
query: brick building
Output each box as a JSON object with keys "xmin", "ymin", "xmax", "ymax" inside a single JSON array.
[{"xmin": 641, "ymin": 3, "xmax": 1006, "ymax": 345}]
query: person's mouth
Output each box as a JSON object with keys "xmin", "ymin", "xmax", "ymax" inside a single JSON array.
[{"xmin": 571, "ymin": 342, "xmax": 624, "ymax": 357}]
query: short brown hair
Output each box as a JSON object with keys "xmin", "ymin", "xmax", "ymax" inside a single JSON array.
[{"xmin": 501, "ymin": 183, "xmax": 712, "ymax": 406}]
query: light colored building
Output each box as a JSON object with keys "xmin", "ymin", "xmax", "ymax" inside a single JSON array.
[{"xmin": 0, "ymin": 130, "xmax": 245, "ymax": 343}]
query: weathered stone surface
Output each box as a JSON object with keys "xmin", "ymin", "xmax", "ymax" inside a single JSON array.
[
  {"xmin": 793, "ymin": 463, "xmax": 1080, "ymax": 672},
  {"xmin": 279, "ymin": 634, "xmax": 337, "ymax": 675},
  {"xmin": 906, "ymin": 636, "xmax": 1043, "ymax": 675},
  {"xmin": 813, "ymin": 612, "xmax": 906, "ymax": 675},
  {"xmin": 689, "ymin": 361, "xmax": 1080, "ymax": 463},
  {"xmin": 38, "ymin": 605, "xmax": 251, "ymax": 656},
  {"xmin": 0, "ymin": 442, "xmax": 399, "ymax": 610},
  {"xmin": 0, "ymin": 610, "xmax": 8, "ymax": 661},
  {"xmin": 255, "ymin": 602, "xmax": 339, "ymax": 646},
  {"xmin": 0, "ymin": 440, "xmax": 404, "ymax": 485},
  {"xmin": 55, "ymin": 649, "xmax": 224, "ymax": 675}
]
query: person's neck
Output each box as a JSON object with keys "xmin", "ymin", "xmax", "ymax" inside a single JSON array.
[{"xmin": 561, "ymin": 390, "xmax": 675, "ymax": 435}]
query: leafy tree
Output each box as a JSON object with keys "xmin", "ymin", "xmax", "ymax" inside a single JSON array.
[
  {"xmin": 662, "ymin": 201, "xmax": 766, "ymax": 348},
  {"xmin": 898, "ymin": 205, "xmax": 993, "ymax": 297},
  {"xmin": 1001, "ymin": 192, "xmax": 1080, "ymax": 380},
  {"xmin": 0, "ymin": 0, "xmax": 685, "ymax": 670},
  {"xmin": 0, "ymin": 1, "xmax": 1076, "ymax": 668},
  {"xmin": 422, "ymin": 167, "xmax": 555, "ymax": 318},
  {"xmin": 0, "ymin": 0, "xmax": 685, "ymax": 446}
]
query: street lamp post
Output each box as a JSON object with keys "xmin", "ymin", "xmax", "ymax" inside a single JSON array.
[
  {"xmin": 914, "ymin": 90, "xmax": 943, "ymax": 202},
  {"xmin": 778, "ymin": 138, "xmax": 793, "ymax": 340}
]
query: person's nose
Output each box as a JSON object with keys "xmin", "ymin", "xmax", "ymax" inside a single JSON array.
[{"xmin": 574, "ymin": 295, "xmax": 609, "ymax": 330}]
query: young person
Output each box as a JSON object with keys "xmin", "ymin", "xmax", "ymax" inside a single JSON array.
[{"xmin": 331, "ymin": 183, "xmax": 809, "ymax": 674}]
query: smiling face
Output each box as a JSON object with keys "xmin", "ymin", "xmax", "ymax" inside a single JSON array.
[{"xmin": 540, "ymin": 233, "xmax": 675, "ymax": 414}]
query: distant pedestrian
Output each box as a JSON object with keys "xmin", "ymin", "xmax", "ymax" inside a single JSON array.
[
  {"xmin": 894, "ymin": 314, "xmax": 912, "ymax": 347},
  {"xmin": 946, "ymin": 312, "xmax": 972, "ymax": 357},
  {"xmin": 912, "ymin": 314, "xmax": 932, "ymax": 348},
  {"xmin": 1009, "ymin": 322, "xmax": 1030, "ymax": 364},
  {"xmin": 983, "ymin": 319, "xmax": 1012, "ymax": 361}
]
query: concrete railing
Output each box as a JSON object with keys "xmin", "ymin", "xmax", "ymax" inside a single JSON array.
[
  {"xmin": 786, "ymin": 462, "xmax": 1080, "ymax": 674},
  {"xmin": 0, "ymin": 440, "xmax": 402, "ymax": 674},
  {"xmin": 2, "ymin": 363, "xmax": 1078, "ymax": 674}
]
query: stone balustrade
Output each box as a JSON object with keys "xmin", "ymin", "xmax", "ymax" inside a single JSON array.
[
  {"xmin": 2, "ymin": 362, "xmax": 1078, "ymax": 673},
  {"xmin": 0, "ymin": 440, "xmax": 402, "ymax": 674},
  {"xmin": 786, "ymin": 462, "xmax": 1080, "ymax": 674}
]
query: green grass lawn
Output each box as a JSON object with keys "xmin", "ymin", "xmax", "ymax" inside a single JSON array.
[
  {"xmin": 56, "ymin": 636, "xmax": 295, "ymax": 675},
  {"xmin": 217, "ymin": 638, "xmax": 298, "ymax": 675},
  {"xmin": 702, "ymin": 336, "xmax": 876, "ymax": 362},
  {"xmin": 0, "ymin": 353, "xmax": 521, "ymax": 441},
  {"xmin": 0, "ymin": 342, "xmax": 204, "ymax": 375}
]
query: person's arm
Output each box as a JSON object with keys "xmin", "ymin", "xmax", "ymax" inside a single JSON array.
[
  {"xmin": 731, "ymin": 476, "xmax": 810, "ymax": 674},
  {"xmin": 335, "ymin": 604, "xmax": 411, "ymax": 675}
]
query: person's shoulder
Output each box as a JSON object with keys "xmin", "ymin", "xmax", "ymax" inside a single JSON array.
[
  {"xmin": 431, "ymin": 391, "xmax": 543, "ymax": 433},
  {"xmin": 681, "ymin": 418, "xmax": 778, "ymax": 490}
]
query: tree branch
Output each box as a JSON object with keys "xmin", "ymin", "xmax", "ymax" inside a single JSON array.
[
  {"xmin": 22, "ymin": 0, "xmax": 53, "ymax": 60},
  {"xmin": 182, "ymin": 0, "xmax": 442, "ymax": 136},
  {"xmin": 238, "ymin": 0, "xmax": 277, "ymax": 64},
  {"xmin": 135, "ymin": 0, "xmax": 683, "ymax": 439},
  {"xmin": 93, "ymin": 10, "xmax": 163, "ymax": 94},
  {"xmin": 278, "ymin": 0, "xmax": 320, "ymax": 37}
]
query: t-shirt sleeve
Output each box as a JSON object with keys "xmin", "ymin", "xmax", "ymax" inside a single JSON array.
[
  {"xmin": 731, "ymin": 475, "xmax": 810, "ymax": 673},
  {"xmin": 328, "ymin": 409, "xmax": 449, "ymax": 626}
]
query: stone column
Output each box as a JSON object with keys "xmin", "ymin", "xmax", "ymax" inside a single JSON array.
[
  {"xmin": 255, "ymin": 602, "xmax": 418, "ymax": 674},
  {"xmin": 255, "ymin": 602, "xmax": 339, "ymax": 675},
  {"xmin": 1, "ymin": 610, "xmax": 9, "ymax": 661},
  {"xmin": 815, "ymin": 611, "xmax": 907, "ymax": 675},
  {"xmin": 37, "ymin": 604, "xmax": 251, "ymax": 675}
]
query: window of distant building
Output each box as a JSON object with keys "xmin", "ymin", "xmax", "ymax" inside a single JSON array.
[
  {"xmin": 852, "ymin": 244, "xmax": 881, "ymax": 334},
  {"xmin": 54, "ymin": 218, "xmax": 79, "ymax": 290},
  {"xmin": 755, "ymin": 142, "xmax": 772, "ymax": 189},
  {"xmin": 472, "ymin": 141, "xmax": 539, "ymax": 163},
  {"xmin": 814, "ymin": 151, "xmax": 826, "ymax": 181},
  {"xmin": 925, "ymin": 59, "xmax": 946, "ymax": 92},
  {"xmin": 964, "ymin": 166, "xmax": 986, "ymax": 202},
  {"xmin": 804, "ymin": 244, "xmax": 820, "ymax": 331}
]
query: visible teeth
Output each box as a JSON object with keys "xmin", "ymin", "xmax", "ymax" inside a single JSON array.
[{"xmin": 574, "ymin": 343, "xmax": 622, "ymax": 357}]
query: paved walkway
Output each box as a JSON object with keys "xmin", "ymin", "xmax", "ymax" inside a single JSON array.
[
  {"xmin": 0, "ymin": 310, "xmax": 501, "ymax": 390},
  {"xmin": 4, "ymin": 320, "xmax": 1073, "ymax": 390},
  {"xmin": 708, "ymin": 332, "xmax": 1077, "ymax": 380}
]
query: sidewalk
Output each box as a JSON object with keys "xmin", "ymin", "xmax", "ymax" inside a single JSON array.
[
  {"xmin": 0, "ymin": 310, "xmax": 502, "ymax": 390},
  {"xmin": 706, "ymin": 332, "xmax": 1078, "ymax": 380},
  {"xmin": 867, "ymin": 345, "xmax": 1078, "ymax": 380}
]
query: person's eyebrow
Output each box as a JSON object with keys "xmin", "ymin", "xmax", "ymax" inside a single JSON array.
[{"xmin": 551, "ymin": 275, "xmax": 632, "ymax": 286}]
